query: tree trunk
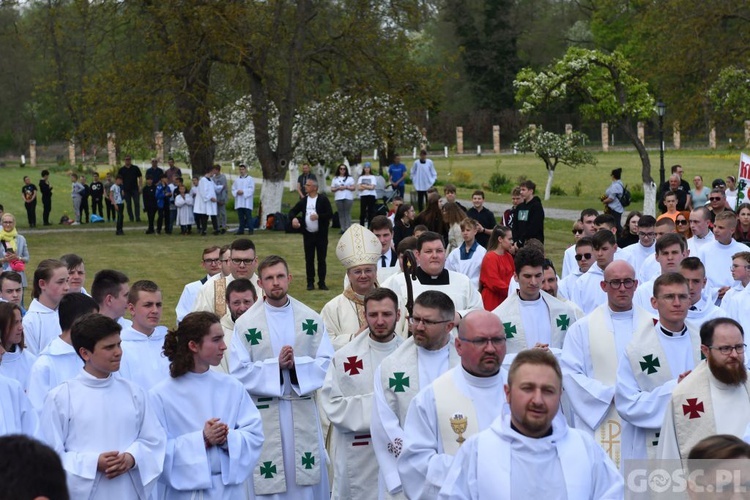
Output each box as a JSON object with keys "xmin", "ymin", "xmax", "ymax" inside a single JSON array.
[
  {"xmin": 175, "ymin": 58, "xmax": 215, "ymax": 175},
  {"xmin": 544, "ymin": 168, "xmax": 554, "ymax": 201},
  {"xmin": 260, "ymin": 179, "xmax": 285, "ymax": 225},
  {"xmin": 618, "ymin": 120, "xmax": 656, "ymax": 216}
]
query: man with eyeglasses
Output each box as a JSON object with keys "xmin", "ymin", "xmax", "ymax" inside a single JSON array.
[
  {"xmin": 321, "ymin": 288, "xmax": 404, "ymax": 500},
  {"xmin": 620, "ymin": 215, "xmax": 657, "ymax": 277},
  {"xmin": 707, "ymin": 187, "xmax": 729, "ymax": 224},
  {"xmin": 493, "ymin": 246, "xmax": 581, "ymax": 361},
  {"xmin": 679, "ymin": 257, "xmax": 722, "ymax": 332},
  {"xmin": 321, "ymin": 224, "xmax": 396, "ymax": 349},
  {"xmin": 634, "ymin": 233, "xmax": 689, "ymax": 315},
  {"xmin": 562, "ymin": 260, "xmax": 652, "ymax": 468},
  {"xmin": 174, "ymin": 246, "xmax": 223, "ymax": 324},
  {"xmin": 193, "ymin": 238, "xmax": 259, "ymax": 317},
  {"xmin": 696, "ymin": 210, "xmax": 750, "ymax": 301},
  {"xmin": 399, "ymin": 310, "xmax": 507, "ymax": 498},
  {"xmin": 657, "ymin": 318, "xmax": 750, "ymax": 459},
  {"xmin": 559, "ymin": 237, "xmax": 594, "ymax": 301},
  {"xmin": 615, "ymin": 272, "xmax": 701, "ymax": 463},
  {"xmin": 561, "ymin": 208, "xmax": 598, "ymax": 278},
  {"xmin": 687, "ymin": 206, "xmax": 715, "ymax": 255},
  {"xmin": 371, "ymin": 291, "xmax": 460, "ymax": 499}
]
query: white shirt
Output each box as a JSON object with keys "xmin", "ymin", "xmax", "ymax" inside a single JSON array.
[
  {"xmin": 687, "ymin": 231, "xmax": 715, "ymax": 256},
  {"xmin": 117, "ymin": 326, "xmax": 170, "ymax": 391},
  {"xmin": 331, "ymin": 176, "xmax": 355, "ymax": 201},
  {"xmin": 697, "ymin": 239, "xmax": 750, "ymax": 291},
  {"xmin": 306, "ymin": 195, "xmax": 320, "ymax": 233},
  {"xmin": 232, "ymin": 175, "xmax": 255, "ymax": 210},
  {"xmin": 27, "ymin": 337, "xmax": 81, "ymax": 411},
  {"xmin": 22, "ymin": 299, "xmax": 61, "ymax": 355}
]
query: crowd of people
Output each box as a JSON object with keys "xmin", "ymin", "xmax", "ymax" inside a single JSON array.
[{"xmin": 2, "ymin": 160, "xmax": 750, "ymax": 499}]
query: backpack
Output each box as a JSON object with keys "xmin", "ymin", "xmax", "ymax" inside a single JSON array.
[
  {"xmin": 619, "ymin": 184, "xmax": 632, "ymax": 207},
  {"xmin": 272, "ymin": 212, "xmax": 289, "ymax": 232}
]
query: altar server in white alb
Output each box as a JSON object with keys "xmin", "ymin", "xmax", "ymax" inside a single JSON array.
[
  {"xmin": 0, "ymin": 369, "xmax": 37, "ymax": 437},
  {"xmin": 679, "ymin": 257, "xmax": 723, "ymax": 331},
  {"xmin": 230, "ymin": 255, "xmax": 334, "ymax": 499},
  {"xmin": 0, "ymin": 302, "xmax": 36, "ymax": 391},
  {"xmin": 382, "ymin": 231, "xmax": 483, "ymax": 336},
  {"xmin": 438, "ymin": 349, "xmax": 623, "ymax": 500},
  {"xmin": 615, "ymin": 272, "xmax": 702, "ymax": 462},
  {"xmin": 561, "ymin": 260, "xmax": 653, "ymax": 468},
  {"xmin": 696, "ymin": 210, "xmax": 750, "ymax": 300},
  {"xmin": 27, "ymin": 293, "xmax": 99, "ymax": 411},
  {"xmin": 619, "ymin": 215, "xmax": 657, "ymax": 278},
  {"xmin": 445, "ymin": 218, "xmax": 486, "ymax": 290},
  {"xmin": 492, "ymin": 246, "xmax": 581, "ymax": 364},
  {"xmin": 398, "ymin": 310, "xmax": 507, "ymax": 499},
  {"xmin": 22, "ymin": 259, "xmax": 69, "ymax": 355},
  {"xmin": 632, "ymin": 233, "xmax": 689, "ymax": 316},
  {"xmin": 410, "ymin": 150, "xmax": 437, "ymax": 212},
  {"xmin": 232, "ymin": 163, "xmax": 256, "ymax": 235},
  {"xmin": 321, "ymin": 224, "xmax": 382, "ymax": 349},
  {"xmin": 371, "ymin": 290, "xmax": 460, "ymax": 499},
  {"xmin": 657, "ymin": 318, "xmax": 750, "ymax": 460},
  {"xmin": 40, "ymin": 314, "xmax": 166, "ymax": 500},
  {"xmin": 149, "ymin": 311, "xmax": 264, "ymax": 499},
  {"xmin": 321, "ymin": 288, "xmax": 404, "ymax": 500},
  {"xmin": 117, "ymin": 280, "xmax": 170, "ymax": 391},
  {"xmin": 571, "ymin": 229, "xmax": 621, "ymax": 314}
]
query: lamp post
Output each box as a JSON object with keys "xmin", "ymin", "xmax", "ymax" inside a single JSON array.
[{"xmin": 656, "ymin": 101, "xmax": 666, "ymax": 187}]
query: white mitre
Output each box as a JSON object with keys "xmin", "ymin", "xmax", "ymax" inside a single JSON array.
[{"xmin": 337, "ymin": 223, "xmax": 381, "ymax": 269}]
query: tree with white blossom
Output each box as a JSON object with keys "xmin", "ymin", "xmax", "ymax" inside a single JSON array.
[{"xmin": 514, "ymin": 126, "xmax": 596, "ymax": 200}]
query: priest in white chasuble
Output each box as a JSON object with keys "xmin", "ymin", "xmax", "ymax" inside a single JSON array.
[
  {"xmin": 492, "ymin": 246, "xmax": 582, "ymax": 366},
  {"xmin": 438, "ymin": 349, "xmax": 623, "ymax": 500},
  {"xmin": 561, "ymin": 260, "xmax": 653, "ymax": 469},
  {"xmin": 321, "ymin": 288, "xmax": 404, "ymax": 500},
  {"xmin": 371, "ymin": 290, "xmax": 460, "ymax": 499},
  {"xmin": 382, "ymin": 231, "xmax": 483, "ymax": 337},
  {"xmin": 229, "ymin": 255, "xmax": 334, "ymax": 500},
  {"xmin": 658, "ymin": 317, "xmax": 750, "ymax": 459},
  {"xmin": 320, "ymin": 224, "xmax": 384, "ymax": 350},
  {"xmin": 398, "ymin": 310, "xmax": 507, "ymax": 499},
  {"xmin": 615, "ymin": 272, "xmax": 702, "ymax": 463}
]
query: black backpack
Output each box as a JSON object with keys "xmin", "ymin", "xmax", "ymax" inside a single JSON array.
[{"xmin": 619, "ymin": 184, "xmax": 632, "ymax": 207}]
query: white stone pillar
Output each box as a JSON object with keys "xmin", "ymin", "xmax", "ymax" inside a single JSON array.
[
  {"xmin": 108, "ymin": 133, "xmax": 117, "ymax": 167},
  {"xmin": 29, "ymin": 140, "xmax": 37, "ymax": 167},
  {"xmin": 68, "ymin": 139, "xmax": 76, "ymax": 166},
  {"xmin": 154, "ymin": 131, "xmax": 164, "ymax": 162},
  {"xmin": 744, "ymin": 120, "xmax": 750, "ymax": 147},
  {"xmin": 637, "ymin": 122, "xmax": 645, "ymax": 144},
  {"xmin": 673, "ymin": 121, "xmax": 681, "ymax": 150},
  {"xmin": 493, "ymin": 125, "xmax": 500, "ymax": 153},
  {"xmin": 565, "ymin": 124, "xmax": 573, "ymax": 136},
  {"xmin": 709, "ymin": 123, "xmax": 717, "ymax": 149},
  {"xmin": 456, "ymin": 127, "xmax": 464, "ymax": 154}
]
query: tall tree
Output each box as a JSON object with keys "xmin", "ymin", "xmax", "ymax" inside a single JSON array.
[{"xmin": 515, "ymin": 47, "xmax": 658, "ymax": 214}]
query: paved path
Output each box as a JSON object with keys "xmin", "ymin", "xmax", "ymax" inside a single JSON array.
[{"xmin": 473, "ymin": 200, "xmax": 580, "ymax": 222}]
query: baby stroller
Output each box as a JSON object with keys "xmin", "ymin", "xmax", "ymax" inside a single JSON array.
[{"xmin": 374, "ymin": 176, "xmax": 397, "ymax": 217}]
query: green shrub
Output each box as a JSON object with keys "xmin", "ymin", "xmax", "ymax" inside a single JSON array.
[
  {"xmin": 488, "ymin": 173, "xmax": 512, "ymax": 193},
  {"xmin": 453, "ymin": 169, "xmax": 472, "ymax": 185},
  {"xmin": 550, "ymin": 185, "xmax": 567, "ymax": 196}
]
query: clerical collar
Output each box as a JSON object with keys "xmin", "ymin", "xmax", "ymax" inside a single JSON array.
[
  {"xmin": 264, "ymin": 297, "xmax": 291, "ymax": 310},
  {"xmin": 517, "ymin": 291, "xmax": 542, "ymax": 304},
  {"xmin": 608, "ymin": 307, "xmax": 634, "ymax": 318},
  {"xmin": 416, "ymin": 267, "xmax": 450, "ymax": 285},
  {"xmin": 461, "ymin": 365, "xmax": 503, "ymax": 387},
  {"xmin": 659, "ymin": 323, "xmax": 687, "ymax": 337},
  {"xmin": 510, "ymin": 421, "xmax": 553, "ymax": 439}
]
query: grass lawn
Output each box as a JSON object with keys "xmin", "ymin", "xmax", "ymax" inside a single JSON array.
[{"xmin": 1, "ymin": 147, "xmax": 743, "ymax": 325}]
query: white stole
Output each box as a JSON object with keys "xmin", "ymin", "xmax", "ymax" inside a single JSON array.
[
  {"xmin": 237, "ymin": 298, "xmax": 324, "ymax": 495},
  {"xmin": 588, "ymin": 305, "xmax": 653, "ymax": 468},
  {"xmin": 671, "ymin": 361, "xmax": 750, "ymax": 459},
  {"xmin": 626, "ymin": 321, "xmax": 701, "ymax": 458},
  {"xmin": 433, "ymin": 369, "xmax": 479, "ymax": 456},
  {"xmin": 493, "ymin": 291, "xmax": 577, "ymax": 353}
]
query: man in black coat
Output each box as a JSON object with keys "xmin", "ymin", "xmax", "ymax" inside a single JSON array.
[
  {"xmin": 512, "ymin": 180, "xmax": 545, "ymax": 247},
  {"xmin": 289, "ymin": 178, "xmax": 333, "ymax": 290}
]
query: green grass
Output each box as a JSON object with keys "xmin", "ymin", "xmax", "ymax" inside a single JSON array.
[{"xmin": 2, "ymin": 148, "xmax": 742, "ymax": 325}]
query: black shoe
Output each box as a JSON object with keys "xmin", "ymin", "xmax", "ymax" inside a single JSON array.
[
  {"xmin": 212, "ymin": 230, "xmax": 221, "ymax": 235},
  {"xmin": 145, "ymin": 230, "xmax": 154, "ymax": 234},
  {"xmin": 201, "ymin": 231, "xmax": 207, "ymax": 236},
  {"xmin": 307, "ymin": 284, "xmax": 315, "ymax": 291},
  {"xmin": 318, "ymin": 283, "xmax": 329, "ymax": 291},
  {"xmin": 116, "ymin": 231, "xmax": 124, "ymax": 235},
  {"xmin": 235, "ymin": 231, "xmax": 244, "ymax": 236}
]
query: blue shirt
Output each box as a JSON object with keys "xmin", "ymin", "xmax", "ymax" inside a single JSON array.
[{"xmin": 389, "ymin": 163, "xmax": 407, "ymax": 187}]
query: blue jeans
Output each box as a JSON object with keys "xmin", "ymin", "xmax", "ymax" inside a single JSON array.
[{"xmin": 236, "ymin": 208, "xmax": 252, "ymax": 233}]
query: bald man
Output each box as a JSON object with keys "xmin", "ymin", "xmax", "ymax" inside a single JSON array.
[
  {"xmin": 398, "ymin": 310, "xmax": 507, "ymax": 498},
  {"xmin": 561, "ymin": 260, "xmax": 654, "ymax": 468}
]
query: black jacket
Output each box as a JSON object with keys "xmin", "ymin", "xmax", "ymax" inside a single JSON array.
[
  {"xmin": 512, "ymin": 195, "xmax": 545, "ymax": 245},
  {"xmin": 289, "ymin": 194, "xmax": 333, "ymax": 233}
]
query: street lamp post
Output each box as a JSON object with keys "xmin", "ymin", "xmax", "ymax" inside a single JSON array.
[{"xmin": 656, "ymin": 101, "xmax": 666, "ymax": 187}]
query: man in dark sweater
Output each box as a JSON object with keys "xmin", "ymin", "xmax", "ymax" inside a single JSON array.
[
  {"xmin": 512, "ymin": 180, "xmax": 545, "ymax": 247},
  {"xmin": 466, "ymin": 190, "xmax": 496, "ymax": 248}
]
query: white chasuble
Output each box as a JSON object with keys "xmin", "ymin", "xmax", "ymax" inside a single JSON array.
[
  {"xmin": 321, "ymin": 329, "xmax": 403, "ymax": 500},
  {"xmin": 659, "ymin": 361, "xmax": 750, "ymax": 459},
  {"xmin": 615, "ymin": 321, "xmax": 701, "ymax": 462},
  {"xmin": 149, "ymin": 370, "xmax": 265, "ymax": 499},
  {"xmin": 40, "ymin": 371, "xmax": 166, "ymax": 500},
  {"xmin": 230, "ymin": 298, "xmax": 333, "ymax": 498}
]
